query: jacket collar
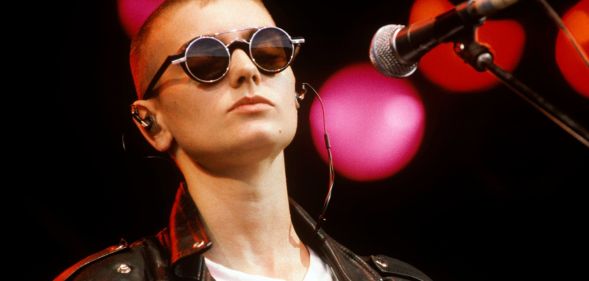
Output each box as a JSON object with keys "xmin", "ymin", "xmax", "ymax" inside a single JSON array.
[
  {"xmin": 162, "ymin": 183, "xmax": 383, "ymax": 281},
  {"xmin": 167, "ymin": 183, "xmax": 212, "ymax": 267}
]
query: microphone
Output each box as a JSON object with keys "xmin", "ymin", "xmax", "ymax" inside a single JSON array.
[{"xmin": 369, "ymin": 0, "xmax": 518, "ymax": 78}]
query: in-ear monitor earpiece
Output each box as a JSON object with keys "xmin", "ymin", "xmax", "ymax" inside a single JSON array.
[
  {"xmin": 131, "ymin": 106, "xmax": 154, "ymax": 130},
  {"xmin": 297, "ymin": 83, "xmax": 307, "ymax": 101}
]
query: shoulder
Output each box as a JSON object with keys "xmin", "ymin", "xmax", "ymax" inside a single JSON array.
[
  {"xmin": 323, "ymin": 235, "xmax": 432, "ymax": 281},
  {"xmin": 53, "ymin": 238, "xmax": 167, "ymax": 281},
  {"xmin": 367, "ymin": 254, "xmax": 433, "ymax": 281}
]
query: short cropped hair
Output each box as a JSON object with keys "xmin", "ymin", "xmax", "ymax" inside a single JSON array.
[
  {"xmin": 129, "ymin": 0, "xmax": 200, "ymax": 99},
  {"xmin": 129, "ymin": 0, "xmax": 264, "ymax": 99}
]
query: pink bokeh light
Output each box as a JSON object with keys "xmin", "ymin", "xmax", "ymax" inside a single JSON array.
[
  {"xmin": 118, "ymin": 0, "xmax": 163, "ymax": 37},
  {"xmin": 310, "ymin": 64, "xmax": 425, "ymax": 182}
]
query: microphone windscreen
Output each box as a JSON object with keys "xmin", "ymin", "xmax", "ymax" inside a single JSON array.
[{"xmin": 369, "ymin": 24, "xmax": 417, "ymax": 78}]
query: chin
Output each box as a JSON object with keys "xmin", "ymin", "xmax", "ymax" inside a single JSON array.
[
  {"xmin": 247, "ymin": 128, "xmax": 294, "ymax": 147},
  {"xmin": 238, "ymin": 123, "xmax": 296, "ymax": 150}
]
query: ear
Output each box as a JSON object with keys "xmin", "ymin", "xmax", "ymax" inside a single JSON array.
[{"xmin": 130, "ymin": 100, "xmax": 174, "ymax": 152}]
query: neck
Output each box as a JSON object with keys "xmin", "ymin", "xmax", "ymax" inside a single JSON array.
[{"xmin": 176, "ymin": 151, "xmax": 309, "ymax": 281}]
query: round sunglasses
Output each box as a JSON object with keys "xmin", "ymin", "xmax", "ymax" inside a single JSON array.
[{"xmin": 142, "ymin": 26, "xmax": 305, "ymax": 99}]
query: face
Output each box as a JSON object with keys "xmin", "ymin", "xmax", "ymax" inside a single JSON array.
[{"xmin": 139, "ymin": 0, "xmax": 299, "ymax": 169}]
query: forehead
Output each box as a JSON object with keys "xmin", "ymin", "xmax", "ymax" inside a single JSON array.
[{"xmin": 156, "ymin": 0, "xmax": 275, "ymax": 49}]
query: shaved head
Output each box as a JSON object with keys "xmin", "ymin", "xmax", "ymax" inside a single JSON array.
[
  {"xmin": 129, "ymin": 0, "xmax": 191, "ymax": 99},
  {"xmin": 129, "ymin": 0, "xmax": 266, "ymax": 99}
]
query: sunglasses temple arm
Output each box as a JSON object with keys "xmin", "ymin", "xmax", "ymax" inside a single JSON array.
[
  {"xmin": 292, "ymin": 38, "xmax": 305, "ymax": 59},
  {"xmin": 292, "ymin": 38, "xmax": 305, "ymax": 44},
  {"xmin": 142, "ymin": 54, "xmax": 184, "ymax": 100}
]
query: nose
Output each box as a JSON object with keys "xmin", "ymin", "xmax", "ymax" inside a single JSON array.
[{"xmin": 227, "ymin": 49, "xmax": 261, "ymax": 88}]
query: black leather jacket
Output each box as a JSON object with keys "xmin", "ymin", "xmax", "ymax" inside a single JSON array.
[{"xmin": 55, "ymin": 184, "xmax": 432, "ymax": 281}]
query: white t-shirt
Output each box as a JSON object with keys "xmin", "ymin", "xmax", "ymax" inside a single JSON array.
[{"xmin": 204, "ymin": 248, "xmax": 333, "ymax": 281}]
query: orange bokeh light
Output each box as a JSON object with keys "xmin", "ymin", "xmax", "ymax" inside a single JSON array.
[
  {"xmin": 555, "ymin": 0, "xmax": 589, "ymax": 98},
  {"xmin": 409, "ymin": 0, "xmax": 526, "ymax": 93}
]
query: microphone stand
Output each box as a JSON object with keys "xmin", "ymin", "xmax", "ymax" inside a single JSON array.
[{"xmin": 451, "ymin": 26, "xmax": 589, "ymax": 148}]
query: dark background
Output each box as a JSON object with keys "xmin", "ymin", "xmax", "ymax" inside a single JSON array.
[{"xmin": 27, "ymin": 0, "xmax": 588, "ymax": 280}]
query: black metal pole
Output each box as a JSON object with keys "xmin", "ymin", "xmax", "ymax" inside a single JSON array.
[
  {"xmin": 452, "ymin": 31, "xmax": 589, "ymax": 149},
  {"xmin": 482, "ymin": 61, "xmax": 589, "ymax": 148}
]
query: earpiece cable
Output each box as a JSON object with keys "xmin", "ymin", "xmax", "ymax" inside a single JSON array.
[{"xmin": 302, "ymin": 83, "xmax": 336, "ymax": 233}]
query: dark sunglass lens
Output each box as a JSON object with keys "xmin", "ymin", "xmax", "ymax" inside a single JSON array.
[
  {"xmin": 185, "ymin": 37, "xmax": 230, "ymax": 81},
  {"xmin": 251, "ymin": 28, "xmax": 293, "ymax": 71}
]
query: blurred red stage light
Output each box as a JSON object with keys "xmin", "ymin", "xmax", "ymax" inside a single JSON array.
[
  {"xmin": 409, "ymin": 0, "xmax": 526, "ymax": 93},
  {"xmin": 555, "ymin": 0, "xmax": 589, "ymax": 98}
]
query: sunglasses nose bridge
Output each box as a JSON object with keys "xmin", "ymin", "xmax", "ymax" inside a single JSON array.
[
  {"xmin": 227, "ymin": 39, "xmax": 250, "ymax": 54},
  {"xmin": 227, "ymin": 40, "xmax": 260, "ymax": 70}
]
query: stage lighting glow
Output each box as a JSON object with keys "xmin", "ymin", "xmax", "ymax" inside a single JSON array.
[
  {"xmin": 118, "ymin": 0, "xmax": 163, "ymax": 37},
  {"xmin": 409, "ymin": 0, "xmax": 526, "ymax": 93},
  {"xmin": 555, "ymin": 0, "xmax": 589, "ymax": 98},
  {"xmin": 310, "ymin": 64, "xmax": 425, "ymax": 182}
]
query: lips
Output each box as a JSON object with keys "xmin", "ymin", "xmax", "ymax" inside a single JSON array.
[{"xmin": 228, "ymin": 96, "xmax": 274, "ymax": 112}]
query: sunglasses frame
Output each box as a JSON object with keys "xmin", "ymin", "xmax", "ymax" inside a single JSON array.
[{"xmin": 142, "ymin": 26, "xmax": 304, "ymax": 100}]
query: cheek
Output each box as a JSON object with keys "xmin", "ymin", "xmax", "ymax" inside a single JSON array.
[
  {"xmin": 160, "ymin": 90, "xmax": 221, "ymax": 139},
  {"xmin": 276, "ymin": 70, "xmax": 299, "ymax": 132},
  {"xmin": 280, "ymin": 92, "xmax": 299, "ymax": 140},
  {"xmin": 271, "ymin": 69, "xmax": 297, "ymax": 106},
  {"xmin": 164, "ymin": 97, "xmax": 203, "ymax": 123}
]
